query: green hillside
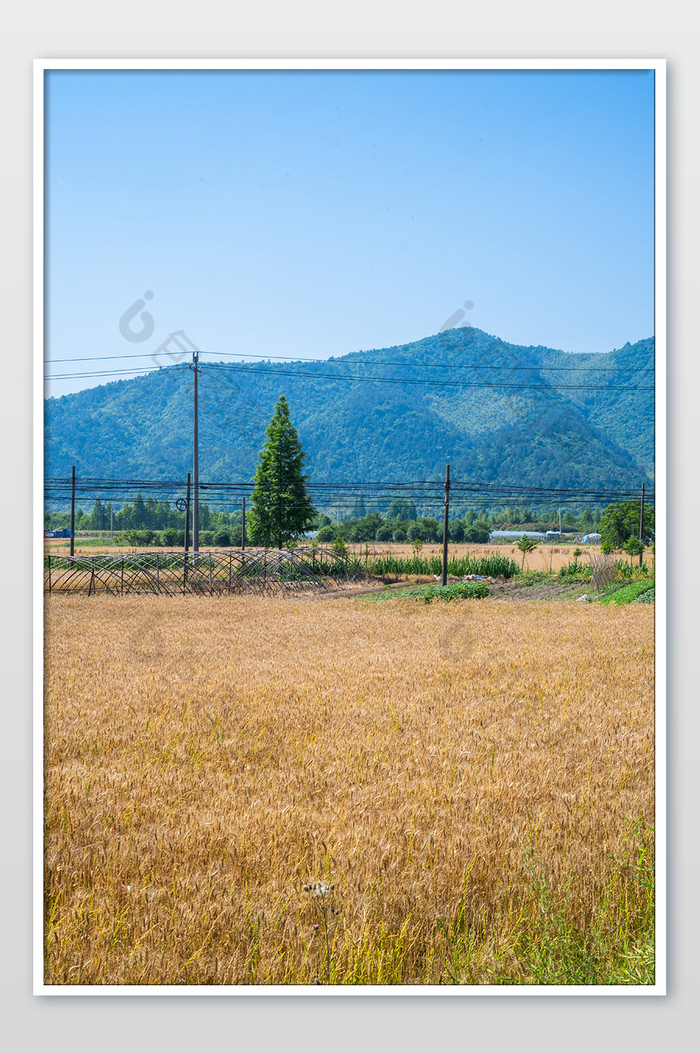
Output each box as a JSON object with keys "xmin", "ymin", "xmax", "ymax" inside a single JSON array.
[{"xmin": 45, "ymin": 327, "xmax": 654, "ymax": 492}]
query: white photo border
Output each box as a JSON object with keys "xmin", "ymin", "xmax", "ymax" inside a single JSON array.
[{"xmin": 33, "ymin": 56, "xmax": 666, "ymax": 997}]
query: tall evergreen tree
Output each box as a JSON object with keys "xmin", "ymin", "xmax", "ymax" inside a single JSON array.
[
  {"xmin": 132, "ymin": 493, "xmax": 147, "ymax": 528},
  {"xmin": 249, "ymin": 396, "xmax": 316, "ymax": 549},
  {"xmin": 89, "ymin": 497, "xmax": 108, "ymax": 530}
]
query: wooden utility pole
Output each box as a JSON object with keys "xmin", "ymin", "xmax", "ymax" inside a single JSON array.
[
  {"xmin": 442, "ymin": 464, "xmax": 450, "ymax": 586},
  {"xmin": 184, "ymin": 472, "xmax": 191, "ymax": 556},
  {"xmin": 639, "ymin": 482, "xmax": 645, "ymax": 566},
  {"xmin": 70, "ymin": 465, "xmax": 76, "ymax": 557},
  {"xmin": 190, "ymin": 351, "xmax": 201, "ymax": 553},
  {"xmin": 242, "ymin": 496, "xmax": 246, "ymax": 551},
  {"xmin": 184, "ymin": 472, "xmax": 191, "ymax": 589}
]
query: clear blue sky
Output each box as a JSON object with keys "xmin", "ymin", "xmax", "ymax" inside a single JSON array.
[{"xmin": 44, "ymin": 68, "xmax": 655, "ymax": 396}]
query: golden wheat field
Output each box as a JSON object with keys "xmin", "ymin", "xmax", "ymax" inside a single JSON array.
[{"xmin": 43, "ymin": 593, "xmax": 655, "ymax": 986}]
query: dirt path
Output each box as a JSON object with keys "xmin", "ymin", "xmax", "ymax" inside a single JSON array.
[
  {"xmin": 485, "ymin": 579, "xmax": 585, "ymax": 601},
  {"xmin": 297, "ymin": 583, "xmax": 391, "ymax": 600},
  {"xmin": 300, "ymin": 578, "xmax": 587, "ymax": 603}
]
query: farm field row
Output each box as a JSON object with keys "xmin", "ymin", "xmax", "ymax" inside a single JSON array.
[
  {"xmin": 43, "ymin": 540, "xmax": 623, "ymax": 575},
  {"xmin": 44, "ymin": 592, "xmax": 655, "ymax": 986}
]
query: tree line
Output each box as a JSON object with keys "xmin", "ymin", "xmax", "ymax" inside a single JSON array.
[
  {"xmin": 45, "ymin": 492, "xmax": 610, "ymax": 547},
  {"xmin": 314, "ymin": 501, "xmax": 610, "ymax": 546},
  {"xmin": 45, "ymin": 495, "xmax": 241, "ymax": 536}
]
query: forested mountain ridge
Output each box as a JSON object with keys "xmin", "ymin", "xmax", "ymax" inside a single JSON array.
[{"xmin": 45, "ymin": 327, "xmax": 654, "ymax": 491}]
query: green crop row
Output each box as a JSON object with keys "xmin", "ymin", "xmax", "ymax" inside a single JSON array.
[
  {"xmin": 600, "ymin": 580, "xmax": 656, "ymax": 606},
  {"xmin": 370, "ymin": 581, "xmax": 490, "ymax": 603},
  {"xmin": 368, "ymin": 554, "xmax": 517, "ymax": 579}
]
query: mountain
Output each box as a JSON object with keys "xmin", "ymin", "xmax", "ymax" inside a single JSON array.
[{"xmin": 45, "ymin": 327, "xmax": 654, "ymax": 495}]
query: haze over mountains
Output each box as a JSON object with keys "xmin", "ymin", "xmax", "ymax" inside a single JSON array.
[{"xmin": 45, "ymin": 327, "xmax": 654, "ymax": 495}]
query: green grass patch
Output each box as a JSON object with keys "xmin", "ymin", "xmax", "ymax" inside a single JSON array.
[
  {"xmin": 600, "ymin": 580, "xmax": 655, "ymax": 606},
  {"xmin": 515, "ymin": 570, "xmax": 559, "ymax": 585},
  {"xmin": 435, "ymin": 821, "xmax": 655, "ymax": 986},
  {"xmin": 369, "ymin": 581, "xmax": 490, "ymax": 603}
]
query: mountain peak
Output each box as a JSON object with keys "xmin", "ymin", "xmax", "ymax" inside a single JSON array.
[{"xmin": 45, "ymin": 330, "xmax": 654, "ymax": 493}]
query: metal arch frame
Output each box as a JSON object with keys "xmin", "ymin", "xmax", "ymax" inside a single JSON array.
[{"xmin": 44, "ymin": 548, "xmax": 361, "ymax": 597}]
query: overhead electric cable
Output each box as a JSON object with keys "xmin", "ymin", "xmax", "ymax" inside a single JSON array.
[{"xmin": 45, "ymin": 348, "xmax": 654, "ymax": 373}]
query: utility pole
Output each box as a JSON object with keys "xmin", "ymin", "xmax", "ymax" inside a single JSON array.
[
  {"xmin": 110, "ymin": 506, "xmax": 113, "ymax": 540},
  {"xmin": 183, "ymin": 472, "xmax": 191, "ymax": 589},
  {"xmin": 190, "ymin": 351, "xmax": 201, "ymax": 553},
  {"xmin": 639, "ymin": 482, "xmax": 645, "ymax": 566},
  {"xmin": 70, "ymin": 465, "xmax": 76, "ymax": 557},
  {"xmin": 558, "ymin": 507, "xmax": 562, "ymax": 536},
  {"xmin": 241, "ymin": 496, "xmax": 246, "ymax": 551},
  {"xmin": 442, "ymin": 464, "xmax": 450, "ymax": 587},
  {"xmin": 184, "ymin": 472, "xmax": 191, "ymax": 556}
]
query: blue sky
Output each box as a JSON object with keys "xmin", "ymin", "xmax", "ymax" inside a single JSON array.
[{"xmin": 44, "ymin": 68, "xmax": 655, "ymax": 396}]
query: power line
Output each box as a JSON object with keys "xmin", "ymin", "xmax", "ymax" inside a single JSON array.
[
  {"xmin": 45, "ymin": 348, "xmax": 654, "ymax": 373},
  {"xmin": 45, "ymin": 351, "xmax": 654, "ymax": 393},
  {"xmin": 46, "ymin": 365, "xmax": 190, "ymax": 381},
  {"xmin": 44, "ymin": 473, "xmax": 654, "ymax": 491},
  {"xmin": 197, "ymin": 361, "xmax": 656, "ymax": 392},
  {"xmin": 44, "ymin": 475, "xmax": 655, "ymax": 506},
  {"xmin": 44, "ymin": 363, "xmax": 653, "ymax": 392},
  {"xmin": 202, "ymin": 352, "xmax": 654, "ymax": 373}
]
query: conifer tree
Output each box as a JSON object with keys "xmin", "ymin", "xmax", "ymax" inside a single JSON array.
[{"xmin": 249, "ymin": 396, "xmax": 316, "ymax": 549}]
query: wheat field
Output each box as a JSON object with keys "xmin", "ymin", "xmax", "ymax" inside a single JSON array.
[{"xmin": 43, "ymin": 593, "xmax": 655, "ymax": 986}]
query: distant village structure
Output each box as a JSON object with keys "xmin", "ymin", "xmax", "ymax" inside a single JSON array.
[
  {"xmin": 489, "ymin": 530, "xmax": 546, "ymax": 542},
  {"xmin": 489, "ymin": 529, "xmax": 603, "ymax": 544}
]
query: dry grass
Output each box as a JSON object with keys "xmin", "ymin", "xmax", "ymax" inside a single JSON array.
[{"xmin": 44, "ymin": 593, "xmax": 655, "ymax": 986}]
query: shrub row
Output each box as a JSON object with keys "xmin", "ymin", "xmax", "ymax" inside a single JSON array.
[
  {"xmin": 558, "ymin": 560, "xmax": 593, "ymax": 580},
  {"xmin": 368, "ymin": 553, "xmax": 518, "ymax": 579}
]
